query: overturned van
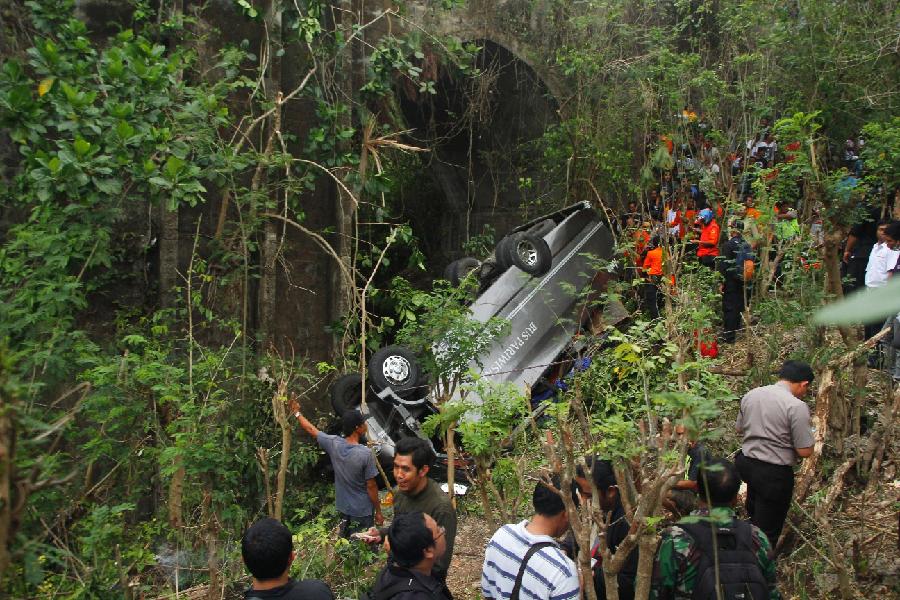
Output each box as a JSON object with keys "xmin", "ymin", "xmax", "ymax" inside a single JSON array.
[{"xmin": 329, "ymin": 201, "xmax": 618, "ymax": 480}]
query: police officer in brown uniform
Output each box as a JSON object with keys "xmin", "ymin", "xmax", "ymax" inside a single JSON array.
[{"xmin": 735, "ymin": 360, "xmax": 815, "ymax": 546}]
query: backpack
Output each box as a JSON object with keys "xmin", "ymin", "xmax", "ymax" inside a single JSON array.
[
  {"xmin": 732, "ymin": 239, "xmax": 756, "ymax": 282},
  {"xmin": 678, "ymin": 520, "xmax": 769, "ymax": 600}
]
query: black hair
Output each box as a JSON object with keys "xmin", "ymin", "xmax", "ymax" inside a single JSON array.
[
  {"xmin": 241, "ymin": 518, "xmax": 292, "ymax": 580},
  {"xmin": 576, "ymin": 456, "xmax": 618, "ymax": 492},
  {"xmin": 341, "ymin": 410, "xmax": 366, "ymax": 436},
  {"xmin": 387, "ymin": 511, "xmax": 434, "ymax": 568},
  {"xmin": 884, "ymin": 221, "xmax": 900, "ymax": 241},
  {"xmin": 394, "ymin": 437, "xmax": 435, "ymax": 470},
  {"xmin": 532, "ymin": 476, "xmax": 579, "ymax": 517},
  {"xmin": 778, "ymin": 360, "xmax": 814, "ymax": 384},
  {"xmin": 695, "ymin": 458, "xmax": 740, "ymax": 506}
]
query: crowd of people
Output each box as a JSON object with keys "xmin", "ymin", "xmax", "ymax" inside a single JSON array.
[
  {"xmin": 239, "ymin": 358, "xmax": 818, "ymax": 600},
  {"xmin": 615, "ymin": 114, "xmax": 900, "ymax": 373},
  {"xmin": 234, "ymin": 116, "xmax": 900, "ymax": 599}
]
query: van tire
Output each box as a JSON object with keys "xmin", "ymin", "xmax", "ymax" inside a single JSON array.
[
  {"xmin": 509, "ymin": 233, "xmax": 552, "ymax": 276},
  {"xmin": 495, "ymin": 235, "xmax": 517, "ymax": 269},
  {"xmin": 445, "ymin": 257, "xmax": 481, "ymax": 286},
  {"xmin": 369, "ymin": 345, "xmax": 421, "ymax": 397},
  {"xmin": 331, "ymin": 373, "xmax": 363, "ymax": 416}
]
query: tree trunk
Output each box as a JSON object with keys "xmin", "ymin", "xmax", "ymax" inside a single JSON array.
[
  {"xmin": 274, "ymin": 411, "xmax": 291, "ymax": 521},
  {"xmin": 331, "ymin": 0, "xmax": 357, "ymax": 358},
  {"xmin": 168, "ymin": 460, "xmax": 185, "ymax": 529},
  {"xmin": 0, "ymin": 393, "xmax": 13, "ymax": 583},
  {"xmin": 202, "ymin": 476, "xmax": 221, "ymax": 600},
  {"xmin": 633, "ymin": 533, "xmax": 660, "ymax": 600},
  {"xmin": 474, "ymin": 460, "xmax": 498, "ymax": 529},
  {"xmin": 258, "ymin": 0, "xmax": 284, "ymax": 348},
  {"xmin": 445, "ymin": 424, "xmax": 457, "ymax": 508},
  {"xmin": 159, "ymin": 199, "xmax": 179, "ymax": 309}
]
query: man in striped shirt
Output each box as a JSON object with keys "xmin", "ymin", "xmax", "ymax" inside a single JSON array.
[{"xmin": 481, "ymin": 479, "xmax": 581, "ymax": 600}]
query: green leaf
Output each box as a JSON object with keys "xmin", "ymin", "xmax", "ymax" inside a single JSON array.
[
  {"xmin": 164, "ymin": 155, "xmax": 185, "ymax": 179},
  {"xmin": 93, "ymin": 178, "xmax": 122, "ymax": 195},
  {"xmin": 149, "ymin": 176, "xmax": 173, "ymax": 189},
  {"xmin": 73, "ymin": 138, "xmax": 91, "ymax": 157},
  {"xmin": 813, "ymin": 278, "xmax": 900, "ymax": 325},
  {"xmin": 7, "ymin": 85, "xmax": 32, "ymax": 110},
  {"xmin": 116, "ymin": 120, "xmax": 135, "ymax": 139}
]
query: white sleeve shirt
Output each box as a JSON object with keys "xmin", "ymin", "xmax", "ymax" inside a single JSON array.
[{"xmin": 865, "ymin": 242, "xmax": 900, "ymax": 288}]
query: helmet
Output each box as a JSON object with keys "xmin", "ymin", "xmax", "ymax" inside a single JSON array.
[{"xmin": 698, "ymin": 208, "xmax": 714, "ymax": 224}]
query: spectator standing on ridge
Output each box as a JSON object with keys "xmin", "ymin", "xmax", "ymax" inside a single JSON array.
[
  {"xmin": 289, "ymin": 397, "xmax": 383, "ymax": 537},
  {"xmin": 642, "ymin": 236, "xmax": 665, "ymax": 320},
  {"xmin": 649, "ymin": 459, "xmax": 779, "ymax": 600},
  {"xmin": 369, "ymin": 511, "xmax": 452, "ymax": 600},
  {"xmin": 366, "ymin": 437, "xmax": 457, "ymax": 582},
  {"xmin": 694, "ymin": 208, "xmax": 720, "ymax": 269},
  {"xmin": 574, "ymin": 459, "xmax": 638, "ymax": 600},
  {"xmin": 719, "ymin": 218, "xmax": 753, "ymax": 344},
  {"xmin": 863, "ymin": 221, "xmax": 900, "ymax": 339},
  {"xmin": 842, "ymin": 204, "xmax": 881, "ymax": 293},
  {"xmin": 241, "ymin": 518, "xmax": 334, "ymax": 600},
  {"xmin": 735, "ymin": 361, "xmax": 815, "ymax": 546},
  {"xmin": 482, "ymin": 479, "xmax": 581, "ymax": 600}
]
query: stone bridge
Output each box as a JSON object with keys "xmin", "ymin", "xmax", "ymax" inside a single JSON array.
[
  {"xmin": 71, "ymin": 0, "xmax": 572, "ymax": 393},
  {"xmin": 403, "ymin": 0, "xmax": 567, "ymax": 101}
]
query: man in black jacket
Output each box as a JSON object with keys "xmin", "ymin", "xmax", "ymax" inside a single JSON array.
[
  {"xmin": 575, "ymin": 458, "xmax": 638, "ymax": 600},
  {"xmin": 370, "ymin": 511, "xmax": 452, "ymax": 600},
  {"xmin": 241, "ymin": 519, "xmax": 334, "ymax": 600},
  {"xmin": 719, "ymin": 218, "xmax": 749, "ymax": 344}
]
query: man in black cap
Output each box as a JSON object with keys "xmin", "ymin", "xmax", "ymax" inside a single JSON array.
[
  {"xmin": 290, "ymin": 397, "xmax": 383, "ymax": 536},
  {"xmin": 575, "ymin": 458, "xmax": 638, "ymax": 600},
  {"xmin": 735, "ymin": 360, "xmax": 815, "ymax": 546},
  {"xmin": 241, "ymin": 518, "xmax": 334, "ymax": 600}
]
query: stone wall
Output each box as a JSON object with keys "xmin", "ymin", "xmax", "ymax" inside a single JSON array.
[{"xmin": 65, "ymin": 0, "xmax": 565, "ymax": 389}]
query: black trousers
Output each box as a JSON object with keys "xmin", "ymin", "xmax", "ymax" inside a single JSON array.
[
  {"xmin": 339, "ymin": 512, "xmax": 374, "ymax": 538},
  {"xmin": 642, "ymin": 276, "xmax": 662, "ymax": 319},
  {"xmin": 699, "ymin": 255, "xmax": 716, "ymax": 269},
  {"xmin": 735, "ymin": 452, "xmax": 794, "ymax": 546},
  {"xmin": 722, "ymin": 280, "xmax": 745, "ymax": 343}
]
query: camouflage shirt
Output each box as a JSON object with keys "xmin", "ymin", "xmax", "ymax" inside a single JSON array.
[{"xmin": 649, "ymin": 507, "xmax": 780, "ymax": 600}]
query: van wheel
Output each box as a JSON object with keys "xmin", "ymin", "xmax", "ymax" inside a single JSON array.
[
  {"xmin": 331, "ymin": 373, "xmax": 363, "ymax": 416},
  {"xmin": 444, "ymin": 257, "xmax": 481, "ymax": 287},
  {"xmin": 369, "ymin": 345, "xmax": 421, "ymax": 397},
  {"xmin": 510, "ymin": 233, "xmax": 552, "ymax": 275},
  {"xmin": 495, "ymin": 235, "xmax": 517, "ymax": 269}
]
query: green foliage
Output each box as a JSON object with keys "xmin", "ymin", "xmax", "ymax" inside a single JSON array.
[
  {"xmin": 861, "ymin": 116, "xmax": 900, "ymax": 192},
  {"xmin": 392, "ymin": 277, "xmax": 507, "ymax": 397},
  {"xmin": 0, "ymin": 9, "xmax": 245, "ymax": 393}
]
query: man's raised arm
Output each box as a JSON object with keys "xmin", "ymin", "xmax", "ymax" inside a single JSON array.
[{"xmin": 289, "ymin": 397, "xmax": 320, "ymax": 438}]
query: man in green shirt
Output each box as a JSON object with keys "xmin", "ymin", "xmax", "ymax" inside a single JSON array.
[
  {"xmin": 366, "ymin": 437, "xmax": 457, "ymax": 582},
  {"xmin": 650, "ymin": 458, "xmax": 780, "ymax": 600}
]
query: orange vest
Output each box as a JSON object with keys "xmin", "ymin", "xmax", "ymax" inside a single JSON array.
[
  {"xmin": 643, "ymin": 247, "xmax": 664, "ymax": 276},
  {"xmin": 697, "ymin": 221, "xmax": 720, "ymax": 257}
]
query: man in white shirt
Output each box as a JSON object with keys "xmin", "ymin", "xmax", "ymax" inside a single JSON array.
[
  {"xmin": 864, "ymin": 222, "xmax": 900, "ymax": 341},
  {"xmin": 482, "ymin": 479, "xmax": 581, "ymax": 600}
]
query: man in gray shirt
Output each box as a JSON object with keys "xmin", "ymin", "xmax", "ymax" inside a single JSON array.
[
  {"xmin": 735, "ymin": 360, "xmax": 815, "ymax": 546},
  {"xmin": 290, "ymin": 397, "xmax": 383, "ymax": 536}
]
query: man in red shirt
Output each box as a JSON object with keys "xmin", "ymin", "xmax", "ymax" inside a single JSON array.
[{"xmin": 695, "ymin": 208, "xmax": 720, "ymax": 269}]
